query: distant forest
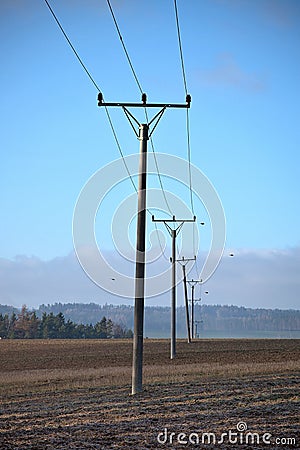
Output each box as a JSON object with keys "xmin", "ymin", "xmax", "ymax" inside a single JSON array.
[{"xmin": 1, "ymin": 303, "xmax": 299, "ymax": 338}]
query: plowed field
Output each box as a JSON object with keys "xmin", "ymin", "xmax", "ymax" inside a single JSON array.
[{"xmin": 0, "ymin": 339, "xmax": 299, "ymax": 449}]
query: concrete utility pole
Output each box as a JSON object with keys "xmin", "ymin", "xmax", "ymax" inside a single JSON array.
[
  {"xmin": 182, "ymin": 264, "xmax": 191, "ymax": 343},
  {"xmin": 98, "ymin": 93, "xmax": 191, "ymax": 394},
  {"xmin": 152, "ymin": 216, "xmax": 196, "ymax": 359},
  {"xmin": 132, "ymin": 123, "xmax": 148, "ymax": 395},
  {"xmin": 188, "ymin": 280, "xmax": 197, "ymax": 339},
  {"xmin": 195, "ymin": 320, "xmax": 203, "ymax": 338},
  {"xmin": 187, "ymin": 279, "xmax": 208, "ymax": 339},
  {"xmin": 177, "ymin": 256, "xmax": 196, "ymax": 343}
]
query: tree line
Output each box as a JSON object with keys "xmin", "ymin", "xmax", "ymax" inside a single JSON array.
[
  {"xmin": 0, "ymin": 305, "xmax": 133, "ymax": 339},
  {"xmin": 1, "ymin": 302, "xmax": 299, "ymax": 339}
]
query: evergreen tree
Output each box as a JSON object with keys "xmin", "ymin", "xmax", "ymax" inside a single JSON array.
[
  {"xmin": 7, "ymin": 312, "xmax": 17, "ymax": 338},
  {"xmin": 0, "ymin": 314, "xmax": 9, "ymax": 338},
  {"xmin": 107, "ymin": 319, "xmax": 113, "ymax": 339},
  {"xmin": 64, "ymin": 319, "xmax": 76, "ymax": 338},
  {"xmin": 95, "ymin": 316, "xmax": 108, "ymax": 338},
  {"xmin": 0, "ymin": 308, "xmax": 133, "ymax": 340},
  {"xmin": 14, "ymin": 305, "xmax": 33, "ymax": 338}
]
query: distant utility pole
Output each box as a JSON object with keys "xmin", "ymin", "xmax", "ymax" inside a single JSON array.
[
  {"xmin": 187, "ymin": 279, "xmax": 200, "ymax": 339},
  {"xmin": 152, "ymin": 216, "xmax": 196, "ymax": 359},
  {"xmin": 177, "ymin": 256, "xmax": 196, "ymax": 343},
  {"xmin": 194, "ymin": 320, "xmax": 203, "ymax": 339},
  {"xmin": 98, "ymin": 93, "xmax": 191, "ymax": 394},
  {"xmin": 187, "ymin": 279, "xmax": 208, "ymax": 339}
]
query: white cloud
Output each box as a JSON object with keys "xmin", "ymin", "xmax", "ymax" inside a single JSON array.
[
  {"xmin": 205, "ymin": 247, "xmax": 300, "ymax": 309},
  {"xmin": 0, "ymin": 247, "xmax": 299, "ymax": 310}
]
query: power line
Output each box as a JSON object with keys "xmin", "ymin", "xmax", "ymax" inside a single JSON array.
[
  {"xmin": 173, "ymin": 0, "xmax": 194, "ymax": 214},
  {"xmin": 44, "ymin": 0, "xmax": 101, "ymax": 92},
  {"xmin": 105, "ymin": 1, "xmax": 174, "ymax": 261},
  {"xmin": 44, "ymin": 0, "xmax": 177, "ymax": 264},
  {"xmin": 106, "ymin": 1, "xmax": 195, "ymax": 265},
  {"xmin": 174, "ymin": 0, "xmax": 200, "ymax": 271},
  {"xmin": 186, "ymin": 109, "xmax": 195, "ymax": 215},
  {"xmin": 43, "ymin": 0, "xmax": 137, "ymax": 193},
  {"xmin": 186, "ymin": 107, "xmax": 198, "ymax": 268},
  {"xmin": 106, "ymin": 0, "xmax": 143, "ymax": 94},
  {"xmin": 104, "ymin": 107, "xmax": 138, "ymax": 193},
  {"xmin": 174, "ymin": 0, "xmax": 188, "ymax": 95},
  {"xmin": 106, "ymin": 0, "xmax": 176, "ymax": 222},
  {"xmin": 174, "ymin": 0, "xmax": 194, "ymax": 213},
  {"xmin": 152, "ymin": 221, "xmax": 169, "ymax": 262},
  {"xmin": 147, "ymin": 120, "xmax": 175, "ymax": 217}
]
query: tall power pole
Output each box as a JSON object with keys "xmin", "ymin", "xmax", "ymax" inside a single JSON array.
[
  {"xmin": 152, "ymin": 216, "xmax": 196, "ymax": 359},
  {"xmin": 98, "ymin": 93, "xmax": 191, "ymax": 394},
  {"xmin": 132, "ymin": 123, "xmax": 148, "ymax": 395}
]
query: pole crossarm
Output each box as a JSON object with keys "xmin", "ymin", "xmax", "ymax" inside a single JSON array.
[
  {"xmin": 152, "ymin": 215, "xmax": 196, "ymax": 239},
  {"xmin": 190, "ymin": 297, "xmax": 202, "ymax": 303},
  {"xmin": 99, "ymin": 93, "xmax": 185, "ymax": 140},
  {"xmin": 176, "ymin": 255, "xmax": 196, "ymax": 265},
  {"xmin": 187, "ymin": 278, "xmax": 202, "ymax": 287},
  {"xmin": 152, "ymin": 215, "xmax": 196, "ymax": 223},
  {"xmin": 98, "ymin": 92, "xmax": 191, "ymax": 109}
]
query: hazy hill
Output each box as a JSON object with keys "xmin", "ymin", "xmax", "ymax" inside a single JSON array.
[
  {"xmin": 1, "ymin": 303, "xmax": 299, "ymax": 338},
  {"xmin": 35, "ymin": 303, "xmax": 300, "ymax": 338}
]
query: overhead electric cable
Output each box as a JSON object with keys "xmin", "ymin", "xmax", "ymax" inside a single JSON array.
[
  {"xmin": 105, "ymin": 111, "xmax": 138, "ymax": 193},
  {"xmin": 45, "ymin": 0, "xmax": 173, "ymax": 263},
  {"xmin": 186, "ymin": 110, "xmax": 195, "ymax": 214},
  {"xmin": 106, "ymin": 0, "xmax": 173, "ymax": 262},
  {"xmin": 174, "ymin": 0, "xmax": 194, "ymax": 213},
  {"xmin": 174, "ymin": 0, "xmax": 188, "ymax": 95},
  {"xmin": 174, "ymin": 0, "xmax": 201, "ymax": 273},
  {"xmin": 106, "ymin": 0, "xmax": 143, "ymax": 94},
  {"xmin": 44, "ymin": 0, "xmax": 100, "ymax": 92},
  {"xmin": 44, "ymin": 0, "xmax": 137, "ymax": 193},
  {"xmin": 106, "ymin": 0, "xmax": 176, "ymax": 219}
]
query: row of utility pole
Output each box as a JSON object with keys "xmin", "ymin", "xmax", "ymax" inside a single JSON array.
[
  {"xmin": 98, "ymin": 92, "xmax": 206, "ymax": 395},
  {"xmin": 187, "ymin": 278, "xmax": 208, "ymax": 339},
  {"xmin": 152, "ymin": 216, "xmax": 196, "ymax": 359}
]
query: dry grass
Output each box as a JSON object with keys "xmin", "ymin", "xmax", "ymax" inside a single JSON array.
[{"xmin": 0, "ymin": 339, "xmax": 299, "ymax": 449}]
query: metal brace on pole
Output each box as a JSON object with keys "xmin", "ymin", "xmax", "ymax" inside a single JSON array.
[{"xmin": 98, "ymin": 93, "xmax": 191, "ymax": 394}]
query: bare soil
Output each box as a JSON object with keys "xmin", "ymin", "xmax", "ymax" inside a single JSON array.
[{"xmin": 0, "ymin": 339, "xmax": 299, "ymax": 449}]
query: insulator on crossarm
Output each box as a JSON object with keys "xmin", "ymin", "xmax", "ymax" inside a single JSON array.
[
  {"xmin": 186, "ymin": 94, "xmax": 191, "ymax": 106},
  {"xmin": 97, "ymin": 92, "xmax": 103, "ymax": 106},
  {"xmin": 142, "ymin": 93, "xmax": 147, "ymax": 104}
]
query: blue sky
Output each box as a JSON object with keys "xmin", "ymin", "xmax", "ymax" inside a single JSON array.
[{"xmin": 1, "ymin": 0, "xmax": 300, "ymax": 309}]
